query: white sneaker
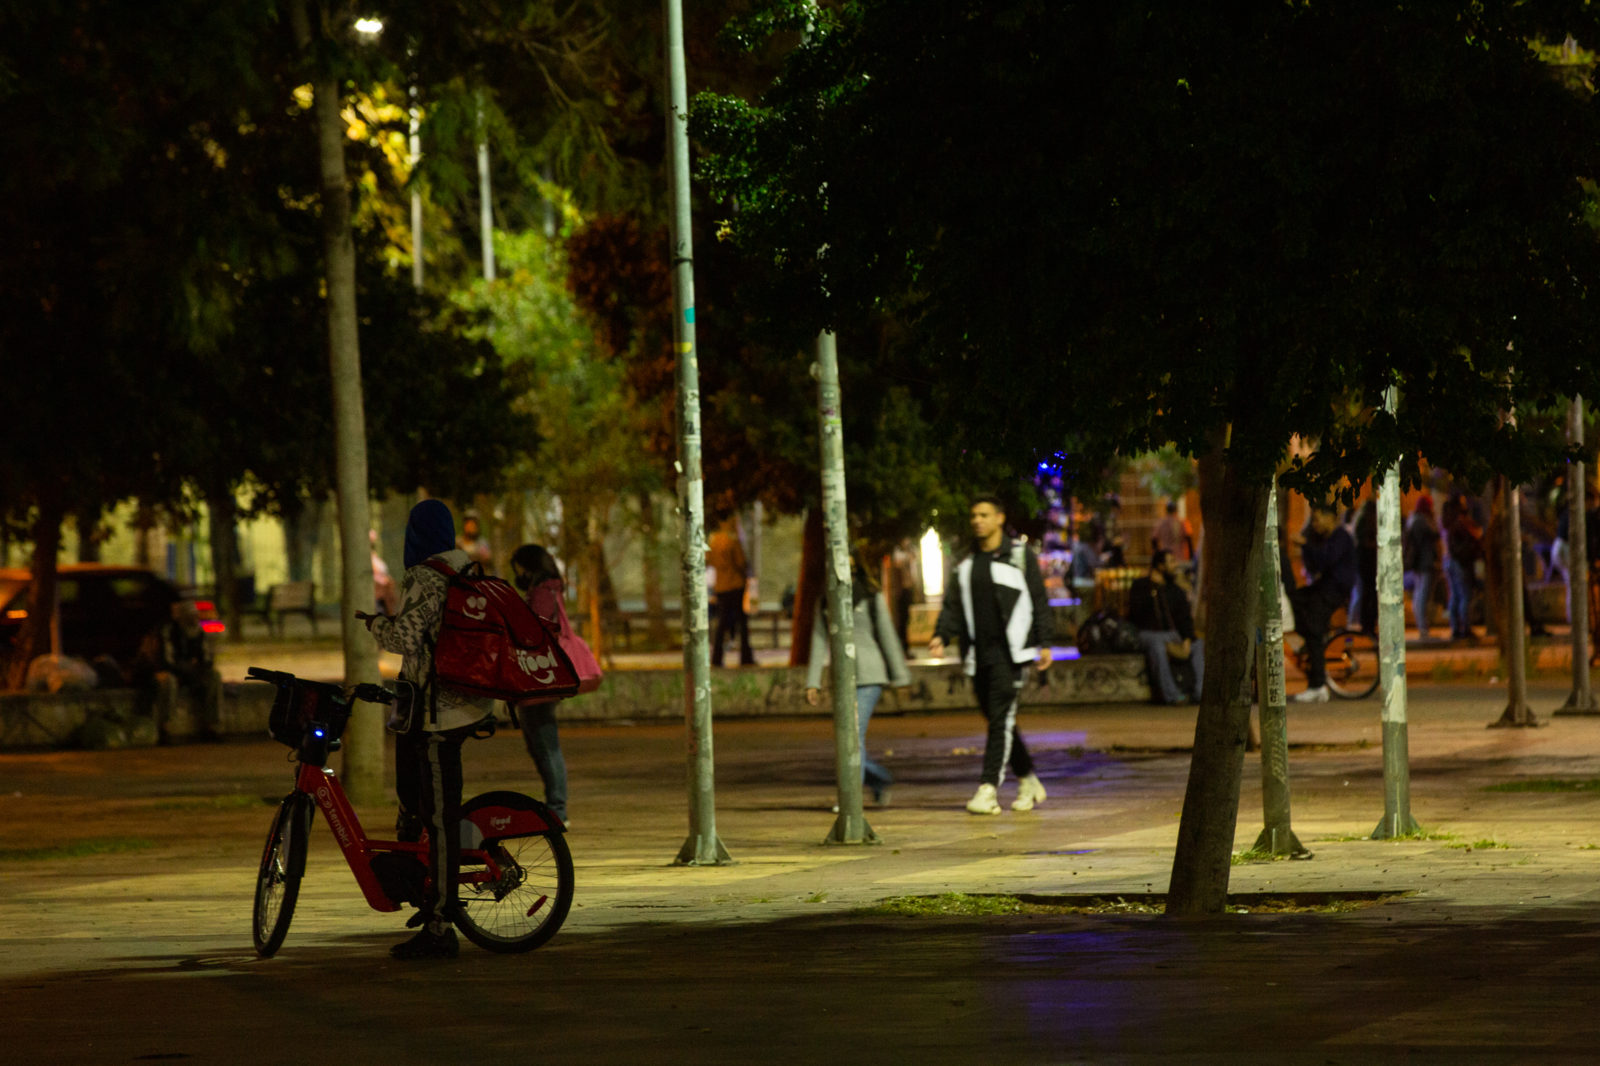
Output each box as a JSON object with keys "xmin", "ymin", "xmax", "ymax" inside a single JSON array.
[
  {"xmin": 966, "ymin": 783, "xmax": 1002, "ymax": 815},
  {"xmin": 1011, "ymin": 773, "xmax": 1047, "ymax": 812},
  {"xmin": 1291, "ymin": 685, "xmax": 1331, "ymax": 703}
]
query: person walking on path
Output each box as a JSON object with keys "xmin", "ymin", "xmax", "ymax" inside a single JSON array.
[
  {"xmin": 1150, "ymin": 500, "xmax": 1195, "ymax": 564},
  {"xmin": 1127, "ymin": 549, "xmax": 1204, "ymax": 705},
  {"xmin": 1289, "ymin": 503, "xmax": 1357, "ymax": 702},
  {"xmin": 509, "ymin": 544, "xmax": 576, "ymax": 824},
  {"xmin": 708, "ymin": 513, "xmax": 756, "ymax": 666},
  {"xmin": 929, "ymin": 495, "xmax": 1053, "ymax": 815},
  {"xmin": 805, "ymin": 555, "xmax": 911, "ymax": 806},
  {"xmin": 1442, "ymin": 492, "xmax": 1484, "ymax": 643},
  {"xmin": 1403, "ymin": 495, "xmax": 1441, "ymax": 640},
  {"xmin": 359, "ymin": 500, "xmax": 496, "ymax": 961}
]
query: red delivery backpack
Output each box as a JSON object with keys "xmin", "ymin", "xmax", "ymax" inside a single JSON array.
[
  {"xmin": 423, "ymin": 559, "xmax": 581, "ymax": 704},
  {"xmin": 521, "ymin": 583, "xmax": 603, "ymax": 704}
]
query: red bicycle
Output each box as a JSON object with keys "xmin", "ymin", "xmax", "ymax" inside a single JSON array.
[{"xmin": 247, "ymin": 667, "xmax": 573, "ymax": 958}]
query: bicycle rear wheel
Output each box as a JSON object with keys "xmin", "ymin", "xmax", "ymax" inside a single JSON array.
[
  {"xmin": 253, "ymin": 792, "xmax": 311, "ymax": 957},
  {"xmin": 455, "ymin": 794, "xmax": 573, "ymax": 954},
  {"xmin": 1324, "ymin": 629, "xmax": 1381, "ymax": 700}
]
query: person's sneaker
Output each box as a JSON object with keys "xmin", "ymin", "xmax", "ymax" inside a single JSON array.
[
  {"xmin": 1291, "ymin": 685, "xmax": 1331, "ymax": 703},
  {"xmin": 390, "ymin": 926, "xmax": 458, "ymax": 960},
  {"xmin": 873, "ymin": 784, "xmax": 893, "ymax": 808},
  {"xmin": 966, "ymin": 783, "xmax": 1002, "ymax": 815},
  {"xmin": 1011, "ymin": 773, "xmax": 1047, "ymax": 812}
]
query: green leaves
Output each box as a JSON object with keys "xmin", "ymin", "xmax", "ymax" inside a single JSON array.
[{"xmin": 695, "ymin": 0, "xmax": 1600, "ymax": 496}]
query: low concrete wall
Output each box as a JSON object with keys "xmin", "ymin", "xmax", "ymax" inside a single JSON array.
[{"xmin": 2, "ymin": 655, "xmax": 1154, "ymax": 750}]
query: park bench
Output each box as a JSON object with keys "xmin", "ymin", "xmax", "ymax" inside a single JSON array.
[{"xmin": 261, "ymin": 580, "xmax": 317, "ymax": 637}]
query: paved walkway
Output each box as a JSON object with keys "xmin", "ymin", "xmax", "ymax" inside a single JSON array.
[{"xmin": 3, "ymin": 682, "xmax": 1599, "ymax": 1062}]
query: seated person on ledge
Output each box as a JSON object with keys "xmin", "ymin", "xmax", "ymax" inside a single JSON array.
[
  {"xmin": 1289, "ymin": 503, "xmax": 1357, "ymax": 703},
  {"xmin": 1128, "ymin": 549, "xmax": 1204, "ymax": 704}
]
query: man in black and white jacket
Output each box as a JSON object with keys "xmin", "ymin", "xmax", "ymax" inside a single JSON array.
[{"xmin": 930, "ymin": 495, "xmax": 1053, "ymax": 815}]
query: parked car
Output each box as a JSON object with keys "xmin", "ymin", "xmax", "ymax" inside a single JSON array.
[{"xmin": 0, "ymin": 564, "xmax": 225, "ymax": 673}]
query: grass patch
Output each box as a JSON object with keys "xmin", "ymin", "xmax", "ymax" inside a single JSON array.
[
  {"xmin": 872, "ymin": 891, "xmax": 1405, "ymax": 917},
  {"xmin": 150, "ymin": 794, "xmax": 268, "ymax": 811},
  {"xmin": 1443, "ymin": 838, "xmax": 1511, "ymax": 851},
  {"xmin": 874, "ymin": 892, "xmax": 1053, "ymax": 916},
  {"xmin": 1484, "ymin": 778, "xmax": 1600, "ymax": 793},
  {"xmin": 1231, "ymin": 848, "xmax": 1294, "ymax": 865},
  {"xmin": 1315, "ymin": 829, "xmax": 1459, "ymax": 843},
  {"xmin": 0, "ymin": 838, "xmax": 156, "ymax": 862}
]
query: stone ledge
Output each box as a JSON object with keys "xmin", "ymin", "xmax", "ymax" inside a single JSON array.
[{"xmin": 2, "ymin": 655, "xmax": 1155, "ymax": 749}]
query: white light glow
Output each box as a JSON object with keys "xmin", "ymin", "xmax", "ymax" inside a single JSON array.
[
  {"xmin": 354, "ymin": 17, "xmax": 384, "ymax": 34},
  {"xmin": 920, "ymin": 528, "xmax": 944, "ymax": 599}
]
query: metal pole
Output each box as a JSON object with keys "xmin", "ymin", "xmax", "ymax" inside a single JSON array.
[
  {"xmin": 1491, "ymin": 475, "xmax": 1539, "ymax": 727},
  {"xmin": 665, "ymin": 0, "xmax": 729, "ymax": 865},
  {"xmin": 1556, "ymin": 395, "xmax": 1598, "ymax": 715},
  {"xmin": 409, "ymin": 82, "xmax": 423, "ymax": 292},
  {"xmin": 1372, "ymin": 386, "xmax": 1420, "ymax": 838},
  {"xmin": 816, "ymin": 331, "xmax": 875, "ymax": 844},
  {"xmin": 477, "ymin": 94, "xmax": 495, "ymax": 282},
  {"xmin": 1253, "ymin": 478, "xmax": 1307, "ymax": 856}
]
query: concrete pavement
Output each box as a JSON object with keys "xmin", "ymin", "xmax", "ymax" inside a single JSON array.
[{"xmin": 2, "ymin": 683, "xmax": 1599, "ymax": 1062}]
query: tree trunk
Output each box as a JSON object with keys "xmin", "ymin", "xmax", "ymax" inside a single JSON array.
[
  {"xmin": 291, "ymin": 0, "xmax": 381, "ymax": 803},
  {"xmin": 587, "ymin": 505, "xmax": 606, "ymax": 665},
  {"xmin": 1166, "ymin": 440, "xmax": 1268, "ymax": 915},
  {"xmin": 5, "ymin": 499, "xmax": 65, "ymax": 690},
  {"xmin": 640, "ymin": 490, "xmax": 671, "ymax": 645},
  {"xmin": 75, "ymin": 505, "xmax": 102, "ymax": 563},
  {"xmin": 207, "ymin": 486, "xmax": 243, "ymax": 643},
  {"xmin": 788, "ymin": 507, "xmax": 826, "ymax": 668}
]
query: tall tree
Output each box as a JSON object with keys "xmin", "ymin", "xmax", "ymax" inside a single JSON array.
[{"xmin": 695, "ymin": 1, "xmax": 1600, "ymax": 912}]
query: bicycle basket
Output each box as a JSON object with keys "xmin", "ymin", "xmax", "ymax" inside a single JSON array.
[{"xmin": 267, "ymin": 679, "xmax": 352, "ymax": 749}]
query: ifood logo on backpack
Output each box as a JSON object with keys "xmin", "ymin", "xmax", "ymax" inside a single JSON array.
[
  {"xmin": 424, "ymin": 558, "xmax": 581, "ymax": 702},
  {"xmin": 515, "ymin": 648, "xmax": 559, "ymax": 684}
]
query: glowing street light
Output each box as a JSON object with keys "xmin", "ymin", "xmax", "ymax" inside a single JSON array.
[
  {"xmin": 354, "ymin": 17, "xmax": 383, "ymax": 35},
  {"xmin": 920, "ymin": 528, "xmax": 944, "ymax": 599}
]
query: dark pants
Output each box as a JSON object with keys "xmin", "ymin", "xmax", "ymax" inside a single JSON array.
[
  {"xmin": 395, "ymin": 722, "xmax": 477, "ymax": 924},
  {"xmin": 1290, "ymin": 581, "xmax": 1346, "ymax": 688},
  {"xmin": 973, "ymin": 661, "xmax": 1034, "ymax": 787},
  {"xmin": 712, "ymin": 587, "xmax": 754, "ymax": 666},
  {"xmin": 516, "ymin": 702, "xmax": 567, "ymax": 820}
]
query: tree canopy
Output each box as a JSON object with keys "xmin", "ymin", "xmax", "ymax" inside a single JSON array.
[
  {"xmin": 693, "ymin": 0, "xmax": 1600, "ymax": 913},
  {"xmin": 694, "ymin": 1, "xmax": 1600, "ymax": 496}
]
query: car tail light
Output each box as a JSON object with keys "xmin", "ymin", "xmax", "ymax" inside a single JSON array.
[
  {"xmin": 195, "ymin": 600, "xmax": 216, "ymax": 612},
  {"xmin": 201, "ymin": 620, "xmax": 227, "ymax": 634}
]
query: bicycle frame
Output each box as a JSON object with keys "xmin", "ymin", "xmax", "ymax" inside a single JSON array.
[{"xmin": 291, "ymin": 760, "xmax": 561, "ymax": 913}]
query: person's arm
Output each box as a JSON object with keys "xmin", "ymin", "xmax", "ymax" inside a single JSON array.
[
  {"xmin": 368, "ymin": 568, "xmax": 440, "ymax": 656},
  {"xmin": 1023, "ymin": 546, "xmax": 1054, "ymax": 668},
  {"xmin": 875, "ymin": 595, "xmax": 912, "ymax": 688},
  {"xmin": 929, "ymin": 563, "xmax": 964, "ymax": 655},
  {"xmin": 1170, "ymin": 587, "xmax": 1197, "ymax": 642},
  {"xmin": 804, "ymin": 607, "xmax": 828, "ymax": 694}
]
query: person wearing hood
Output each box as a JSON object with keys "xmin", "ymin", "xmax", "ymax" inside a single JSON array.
[
  {"xmin": 804, "ymin": 554, "xmax": 911, "ymax": 807},
  {"xmin": 359, "ymin": 499, "xmax": 496, "ymax": 960}
]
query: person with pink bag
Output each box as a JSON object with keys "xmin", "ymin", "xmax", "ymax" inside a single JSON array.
[{"xmin": 509, "ymin": 544, "xmax": 602, "ymax": 825}]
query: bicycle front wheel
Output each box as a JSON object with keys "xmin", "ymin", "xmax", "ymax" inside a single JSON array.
[
  {"xmin": 455, "ymin": 795, "xmax": 573, "ymax": 954},
  {"xmin": 1324, "ymin": 629, "xmax": 1381, "ymax": 700},
  {"xmin": 253, "ymin": 792, "xmax": 311, "ymax": 957}
]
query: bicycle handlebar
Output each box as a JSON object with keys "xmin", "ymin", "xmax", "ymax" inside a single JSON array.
[{"xmin": 245, "ymin": 667, "xmax": 395, "ymax": 705}]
